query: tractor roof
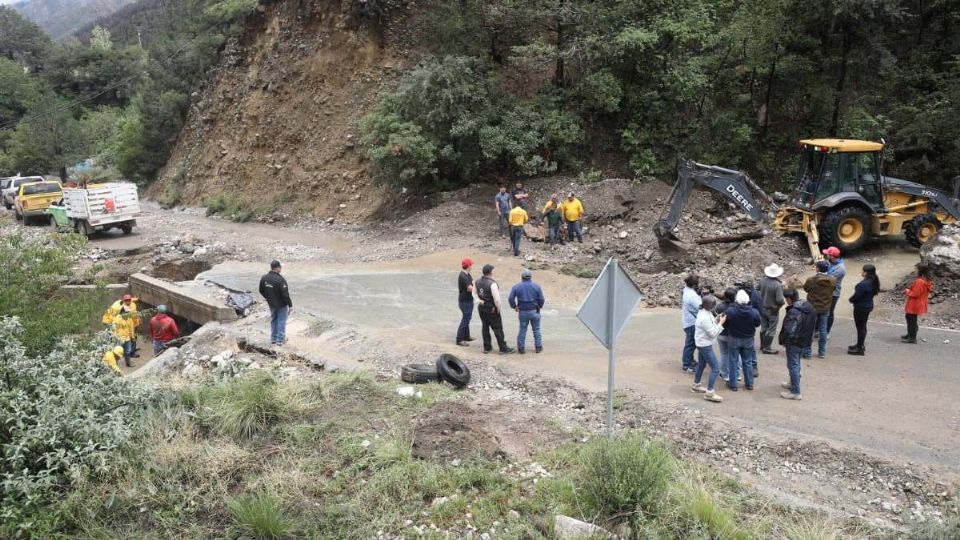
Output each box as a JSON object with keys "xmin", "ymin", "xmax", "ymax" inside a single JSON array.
[{"xmin": 799, "ymin": 139, "xmax": 884, "ymax": 152}]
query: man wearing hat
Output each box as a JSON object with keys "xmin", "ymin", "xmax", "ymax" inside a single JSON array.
[
  {"xmin": 102, "ymin": 346, "xmax": 125, "ymax": 375},
  {"xmin": 822, "ymin": 246, "xmax": 846, "ymax": 335},
  {"xmin": 475, "ymin": 264, "xmax": 514, "ymax": 354},
  {"xmin": 560, "ymin": 191, "xmax": 585, "ymax": 243},
  {"xmin": 149, "ymin": 305, "xmax": 181, "ymax": 355},
  {"xmin": 802, "ymin": 260, "xmax": 836, "ymax": 358},
  {"xmin": 508, "ymin": 269, "xmax": 546, "ymax": 354},
  {"xmin": 259, "ymin": 260, "xmax": 293, "ymax": 345},
  {"xmin": 456, "ymin": 258, "xmax": 476, "ymax": 347},
  {"xmin": 758, "ymin": 263, "xmax": 786, "ymax": 358}
]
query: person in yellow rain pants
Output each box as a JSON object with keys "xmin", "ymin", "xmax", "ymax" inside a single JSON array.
[
  {"xmin": 102, "ymin": 346, "xmax": 125, "ymax": 375},
  {"xmin": 103, "ymin": 294, "xmax": 140, "ymax": 366}
]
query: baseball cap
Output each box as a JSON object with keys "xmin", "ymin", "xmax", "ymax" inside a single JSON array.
[
  {"xmin": 482, "ymin": 264, "xmax": 494, "ymax": 275},
  {"xmin": 270, "ymin": 260, "xmax": 282, "ymax": 269},
  {"xmin": 816, "ymin": 260, "xmax": 830, "ymax": 272},
  {"xmin": 521, "ymin": 268, "xmax": 532, "ymax": 279},
  {"xmin": 735, "ymin": 290, "xmax": 750, "ymax": 304},
  {"xmin": 822, "ymin": 247, "xmax": 841, "ymax": 258},
  {"xmin": 461, "ymin": 258, "xmax": 473, "ymax": 269},
  {"xmin": 113, "ymin": 346, "xmax": 124, "ymax": 356},
  {"xmin": 122, "ymin": 294, "xmax": 132, "ymax": 301}
]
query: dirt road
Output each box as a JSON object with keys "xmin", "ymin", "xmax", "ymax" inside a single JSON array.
[{"xmin": 199, "ymin": 247, "xmax": 960, "ymax": 475}]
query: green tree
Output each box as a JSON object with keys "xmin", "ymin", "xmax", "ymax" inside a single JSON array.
[
  {"xmin": 0, "ymin": 57, "xmax": 42, "ymax": 128},
  {"xmin": 115, "ymin": 82, "xmax": 187, "ymax": 182},
  {"xmin": 0, "ymin": 6, "xmax": 50, "ymax": 70},
  {"xmin": 3, "ymin": 94, "xmax": 85, "ymax": 179}
]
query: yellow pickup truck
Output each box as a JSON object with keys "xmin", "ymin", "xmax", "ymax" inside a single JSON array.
[{"xmin": 15, "ymin": 181, "xmax": 63, "ymax": 225}]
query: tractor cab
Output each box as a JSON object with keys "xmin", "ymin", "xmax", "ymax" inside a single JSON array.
[{"xmin": 790, "ymin": 139, "xmax": 885, "ymax": 210}]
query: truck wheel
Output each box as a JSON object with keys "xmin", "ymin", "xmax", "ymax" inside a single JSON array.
[
  {"xmin": 819, "ymin": 206, "xmax": 871, "ymax": 253},
  {"xmin": 14, "ymin": 208, "xmax": 22, "ymax": 221},
  {"xmin": 904, "ymin": 215, "xmax": 942, "ymax": 248},
  {"xmin": 120, "ymin": 221, "xmax": 134, "ymax": 234}
]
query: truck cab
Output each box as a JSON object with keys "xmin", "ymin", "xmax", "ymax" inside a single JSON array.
[{"xmin": 15, "ymin": 181, "xmax": 63, "ymax": 224}]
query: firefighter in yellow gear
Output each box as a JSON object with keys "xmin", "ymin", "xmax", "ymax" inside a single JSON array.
[{"xmin": 102, "ymin": 346, "xmax": 125, "ymax": 375}]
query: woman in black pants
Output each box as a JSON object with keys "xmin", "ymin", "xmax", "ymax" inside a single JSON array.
[{"xmin": 847, "ymin": 264, "xmax": 880, "ymax": 356}]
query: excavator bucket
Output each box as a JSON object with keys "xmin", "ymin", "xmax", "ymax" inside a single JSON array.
[{"xmin": 654, "ymin": 225, "xmax": 692, "ymax": 252}]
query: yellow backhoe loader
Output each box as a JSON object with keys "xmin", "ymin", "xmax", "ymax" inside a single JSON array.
[{"xmin": 654, "ymin": 139, "xmax": 960, "ymax": 260}]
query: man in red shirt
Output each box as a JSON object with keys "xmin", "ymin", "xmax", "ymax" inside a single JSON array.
[{"xmin": 149, "ymin": 305, "xmax": 180, "ymax": 354}]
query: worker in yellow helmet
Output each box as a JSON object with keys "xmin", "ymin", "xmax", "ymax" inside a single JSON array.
[
  {"xmin": 508, "ymin": 203, "xmax": 529, "ymax": 257},
  {"xmin": 102, "ymin": 346, "xmax": 125, "ymax": 375}
]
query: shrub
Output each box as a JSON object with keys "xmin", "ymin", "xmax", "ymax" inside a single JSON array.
[
  {"xmin": 361, "ymin": 55, "xmax": 581, "ymax": 192},
  {"xmin": 204, "ymin": 193, "xmax": 256, "ymax": 222},
  {"xmin": 205, "ymin": 372, "xmax": 291, "ymax": 440},
  {"xmin": 576, "ymin": 433, "xmax": 674, "ymax": 524},
  {"xmin": 228, "ymin": 491, "xmax": 295, "ymax": 539},
  {"xmin": 0, "ymin": 318, "xmax": 154, "ymax": 536}
]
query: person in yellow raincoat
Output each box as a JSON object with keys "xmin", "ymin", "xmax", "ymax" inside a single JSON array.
[
  {"xmin": 102, "ymin": 346, "xmax": 125, "ymax": 375},
  {"xmin": 103, "ymin": 294, "xmax": 140, "ymax": 367}
]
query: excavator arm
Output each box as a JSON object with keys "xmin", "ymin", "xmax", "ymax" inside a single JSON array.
[{"xmin": 654, "ymin": 160, "xmax": 776, "ymax": 250}]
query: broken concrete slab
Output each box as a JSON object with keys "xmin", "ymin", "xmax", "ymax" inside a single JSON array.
[
  {"xmin": 128, "ymin": 347, "xmax": 180, "ymax": 379},
  {"xmin": 129, "ymin": 273, "xmax": 237, "ymax": 324}
]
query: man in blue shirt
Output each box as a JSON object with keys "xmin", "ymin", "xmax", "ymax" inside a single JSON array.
[
  {"xmin": 680, "ymin": 275, "xmax": 702, "ymax": 373},
  {"xmin": 494, "ymin": 186, "xmax": 512, "ymax": 239},
  {"xmin": 508, "ymin": 269, "xmax": 546, "ymax": 354}
]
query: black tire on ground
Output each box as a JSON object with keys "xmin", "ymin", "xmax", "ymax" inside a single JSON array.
[
  {"xmin": 904, "ymin": 214, "xmax": 942, "ymax": 248},
  {"xmin": 3, "ymin": 202, "xmax": 11, "ymax": 210},
  {"xmin": 818, "ymin": 206, "xmax": 872, "ymax": 253},
  {"xmin": 121, "ymin": 221, "xmax": 134, "ymax": 234},
  {"xmin": 14, "ymin": 209, "xmax": 22, "ymax": 221},
  {"xmin": 436, "ymin": 353, "xmax": 471, "ymax": 389},
  {"xmin": 401, "ymin": 363, "xmax": 440, "ymax": 384}
]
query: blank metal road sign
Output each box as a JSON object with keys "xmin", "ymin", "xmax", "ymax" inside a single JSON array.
[{"xmin": 576, "ymin": 258, "xmax": 642, "ymax": 350}]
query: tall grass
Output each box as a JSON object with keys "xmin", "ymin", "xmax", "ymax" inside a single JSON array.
[
  {"xmin": 228, "ymin": 491, "xmax": 295, "ymax": 539},
  {"xmin": 577, "ymin": 432, "xmax": 674, "ymax": 525},
  {"xmin": 207, "ymin": 372, "xmax": 291, "ymax": 440}
]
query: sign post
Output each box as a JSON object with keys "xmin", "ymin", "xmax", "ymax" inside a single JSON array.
[{"xmin": 577, "ymin": 257, "xmax": 642, "ymax": 439}]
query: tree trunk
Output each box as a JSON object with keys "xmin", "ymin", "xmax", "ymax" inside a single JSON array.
[
  {"xmin": 59, "ymin": 166, "xmax": 68, "ymax": 183},
  {"xmin": 829, "ymin": 24, "xmax": 852, "ymax": 137},
  {"xmin": 553, "ymin": 20, "xmax": 565, "ymax": 87},
  {"xmin": 760, "ymin": 50, "xmax": 779, "ymax": 139},
  {"xmin": 696, "ymin": 231, "xmax": 766, "ymax": 244}
]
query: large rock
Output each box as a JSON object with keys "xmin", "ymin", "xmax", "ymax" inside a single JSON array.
[
  {"xmin": 920, "ymin": 224, "xmax": 960, "ymax": 279},
  {"xmin": 128, "ymin": 347, "xmax": 180, "ymax": 379},
  {"xmin": 553, "ymin": 515, "xmax": 612, "ymax": 539}
]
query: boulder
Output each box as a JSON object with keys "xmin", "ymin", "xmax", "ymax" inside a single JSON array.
[
  {"xmin": 524, "ymin": 223, "xmax": 545, "ymax": 241},
  {"xmin": 921, "ymin": 224, "xmax": 960, "ymax": 279},
  {"xmin": 553, "ymin": 515, "xmax": 612, "ymax": 539},
  {"xmin": 128, "ymin": 347, "xmax": 180, "ymax": 378}
]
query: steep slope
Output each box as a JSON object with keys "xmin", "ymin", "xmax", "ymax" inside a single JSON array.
[
  {"xmin": 152, "ymin": 0, "xmax": 409, "ymax": 222},
  {"xmin": 13, "ymin": 0, "xmax": 133, "ymax": 39}
]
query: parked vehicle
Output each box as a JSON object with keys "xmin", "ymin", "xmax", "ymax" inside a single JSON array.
[
  {"xmin": 52, "ymin": 182, "xmax": 141, "ymax": 235},
  {"xmin": 14, "ymin": 181, "xmax": 63, "ymax": 224},
  {"xmin": 2, "ymin": 176, "xmax": 44, "ymax": 209}
]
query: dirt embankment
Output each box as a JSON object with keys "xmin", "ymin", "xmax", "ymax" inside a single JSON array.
[{"xmin": 152, "ymin": 0, "xmax": 411, "ymax": 222}]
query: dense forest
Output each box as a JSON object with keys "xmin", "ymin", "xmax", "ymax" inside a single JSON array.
[{"xmin": 2, "ymin": 0, "xmax": 960, "ymax": 193}]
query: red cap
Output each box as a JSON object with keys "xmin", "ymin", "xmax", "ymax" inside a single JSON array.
[
  {"xmin": 122, "ymin": 294, "xmax": 132, "ymax": 301},
  {"xmin": 822, "ymin": 247, "xmax": 841, "ymax": 258},
  {"xmin": 461, "ymin": 258, "xmax": 473, "ymax": 269}
]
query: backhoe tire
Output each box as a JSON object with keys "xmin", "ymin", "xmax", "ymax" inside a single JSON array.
[
  {"xmin": 819, "ymin": 206, "xmax": 871, "ymax": 253},
  {"xmin": 904, "ymin": 215, "xmax": 942, "ymax": 248},
  {"xmin": 436, "ymin": 353, "xmax": 471, "ymax": 389}
]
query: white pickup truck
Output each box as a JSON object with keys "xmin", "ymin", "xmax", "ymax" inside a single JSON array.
[{"xmin": 57, "ymin": 182, "xmax": 141, "ymax": 235}]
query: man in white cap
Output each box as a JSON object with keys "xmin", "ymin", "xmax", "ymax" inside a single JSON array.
[
  {"xmin": 722, "ymin": 289, "xmax": 761, "ymax": 391},
  {"xmin": 758, "ymin": 263, "xmax": 785, "ymax": 359}
]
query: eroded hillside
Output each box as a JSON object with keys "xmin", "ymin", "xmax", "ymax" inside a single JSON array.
[{"xmin": 153, "ymin": 0, "xmax": 409, "ymax": 222}]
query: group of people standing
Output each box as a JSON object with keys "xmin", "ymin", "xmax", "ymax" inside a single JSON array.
[
  {"xmin": 681, "ymin": 245, "xmax": 935, "ymax": 403},
  {"xmin": 495, "ymin": 182, "xmax": 586, "ymax": 257},
  {"xmin": 456, "ymin": 258, "xmax": 545, "ymax": 355}
]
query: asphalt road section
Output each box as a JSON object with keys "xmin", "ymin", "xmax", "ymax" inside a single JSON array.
[{"xmin": 200, "ymin": 249, "xmax": 960, "ymax": 477}]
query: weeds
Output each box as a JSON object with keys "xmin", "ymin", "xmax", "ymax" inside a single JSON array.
[
  {"xmin": 577, "ymin": 432, "xmax": 674, "ymax": 526},
  {"xmin": 204, "ymin": 193, "xmax": 256, "ymax": 222},
  {"xmin": 229, "ymin": 491, "xmax": 295, "ymax": 539},
  {"xmin": 204, "ymin": 372, "xmax": 291, "ymax": 440}
]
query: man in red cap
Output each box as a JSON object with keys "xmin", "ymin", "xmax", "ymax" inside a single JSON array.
[
  {"xmin": 822, "ymin": 246, "xmax": 846, "ymax": 336},
  {"xmin": 456, "ymin": 258, "xmax": 476, "ymax": 346}
]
